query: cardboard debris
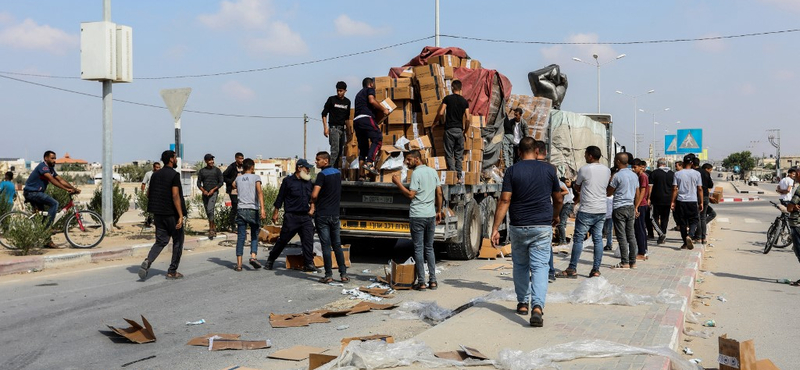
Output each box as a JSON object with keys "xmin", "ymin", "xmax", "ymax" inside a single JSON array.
[
  {"xmin": 187, "ymin": 333, "xmax": 240, "ymax": 346},
  {"xmin": 478, "ymin": 263, "xmax": 513, "ymax": 271},
  {"xmin": 268, "ymin": 346, "xmax": 327, "ymax": 361},
  {"xmin": 309, "ymin": 353, "xmax": 338, "ymax": 370},
  {"xmin": 259, "ymin": 225, "xmax": 281, "ymax": 244},
  {"xmin": 435, "ymin": 345, "xmax": 489, "ymax": 361},
  {"xmin": 384, "ymin": 258, "xmax": 415, "ymax": 290},
  {"xmin": 719, "ymin": 334, "xmax": 780, "ymax": 370},
  {"xmin": 219, "ymin": 367, "xmax": 261, "ymax": 370},
  {"xmin": 269, "ymin": 302, "xmax": 397, "ymax": 328},
  {"xmin": 187, "ymin": 333, "xmax": 270, "ymax": 351},
  {"xmin": 106, "ymin": 315, "xmax": 156, "ymax": 344},
  {"xmin": 340, "ymin": 335, "xmax": 394, "ymax": 352},
  {"xmin": 358, "ymin": 287, "xmax": 395, "ymax": 298},
  {"xmin": 285, "ymin": 245, "xmax": 351, "ymax": 270}
]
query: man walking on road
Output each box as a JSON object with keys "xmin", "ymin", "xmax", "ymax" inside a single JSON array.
[
  {"xmin": 492, "ymin": 137, "xmax": 562, "ymax": 327},
  {"xmin": 671, "ymin": 154, "xmax": 703, "ymax": 250},
  {"xmin": 138, "ymin": 150, "xmax": 187, "ymax": 280},
  {"xmin": 393, "ymin": 150, "xmax": 442, "ymax": 291},
  {"xmin": 353, "ymin": 78, "xmax": 389, "ymax": 177},
  {"xmin": 694, "ymin": 162, "xmax": 715, "ymax": 244},
  {"xmin": 223, "ymin": 152, "xmax": 245, "ymax": 226},
  {"xmin": 311, "ymin": 151, "xmax": 349, "ymax": 283},
  {"xmin": 608, "ymin": 154, "xmax": 640, "ymax": 269},
  {"xmin": 197, "ymin": 153, "xmax": 223, "ymax": 240},
  {"xmin": 777, "ymin": 168, "xmax": 796, "ymax": 207},
  {"xmin": 649, "ymin": 158, "xmax": 673, "ymax": 245},
  {"xmin": 436, "ymin": 80, "xmax": 470, "ymax": 183},
  {"xmin": 233, "ymin": 158, "xmax": 265, "ymax": 272},
  {"xmin": 265, "ymin": 159, "xmax": 317, "ymax": 272},
  {"xmin": 560, "ymin": 145, "xmax": 610, "ymax": 279},
  {"xmin": 502, "ymin": 108, "xmax": 528, "ymax": 167},
  {"xmin": 633, "ymin": 159, "xmax": 650, "ymax": 260},
  {"xmin": 140, "ymin": 161, "xmax": 161, "ymax": 227},
  {"xmin": 321, "ymin": 81, "xmax": 351, "ymax": 169}
]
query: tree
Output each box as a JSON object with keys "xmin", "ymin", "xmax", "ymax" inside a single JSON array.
[
  {"xmin": 765, "ymin": 163, "xmax": 776, "ymax": 170},
  {"xmin": 60, "ymin": 163, "xmax": 86, "ymax": 171},
  {"xmin": 193, "ymin": 160, "xmax": 205, "ymax": 172},
  {"xmin": 117, "ymin": 164, "xmax": 149, "ymax": 182},
  {"xmin": 722, "ymin": 151, "xmax": 756, "ymax": 173}
]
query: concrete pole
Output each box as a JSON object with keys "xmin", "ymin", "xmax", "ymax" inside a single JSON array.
[
  {"xmin": 303, "ymin": 114, "xmax": 308, "ymax": 159},
  {"xmin": 596, "ymin": 63, "xmax": 601, "ymax": 113},
  {"xmin": 174, "ymin": 117, "xmax": 181, "ymax": 170},
  {"xmin": 101, "ymin": 0, "xmax": 113, "ymax": 226},
  {"xmin": 435, "ymin": 0, "xmax": 440, "ymax": 47},
  {"xmin": 776, "ymin": 129, "xmax": 781, "ymax": 179}
]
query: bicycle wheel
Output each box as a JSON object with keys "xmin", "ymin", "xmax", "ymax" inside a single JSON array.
[
  {"xmin": 764, "ymin": 218, "xmax": 780, "ymax": 254},
  {"xmin": 773, "ymin": 221, "xmax": 793, "ymax": 248},
  {"xmin": 64, "ymin": 210, "xmax": 106, "ymax": 248},
  {"xmin": 0, "ymin": 211, "xmax": 34, "ymax": 249}
]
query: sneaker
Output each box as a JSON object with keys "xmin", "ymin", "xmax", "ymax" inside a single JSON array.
[
  {"xmin": 137, "ymin": 259, "xmax": 149, "ymax": 280},
  {"xmin": 548, "ymin": 274, "xmax": 556, "ymax": 283},
  {"xmin": 685, "ymin": 237, "xmax": 694, "ymax": 250},
  {"xmin": 657, "ymin": 234, "xmax": 667, "ymax": 244},
  {"xmin": 529, "ymin": 306, "xmax": 544, "ymax": 327},
  {"xmin": 302, "ymin": 264, "xmax": 320, "ymax": 273},
  {"xmin": 264, "ymin": 260, "xmax": 275, "ymax": 270}
]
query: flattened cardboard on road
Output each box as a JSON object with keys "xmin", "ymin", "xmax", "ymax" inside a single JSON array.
[
  {"xmin": 340, "ymin": 335, "xmax": 394, "ymax": 352},
  {"xmin": 187, "ymin": 333, "xmax": 240, "ymax": 346},
  {"xmin": 219, "ymin": 367, "xmax": 261, "ymax": 370},
  {"xmin": 358, "ymin": 287, "xmax": 394, "ymax": 298},
  {"xmin": 268, "ymin": 345, "xmax": 327, "ymax": 361},
  {"xmin": 106, "ymin": 315, "xmax": 156, "ymax": 344},
  {"xmin": 187, "ymin": 334, "xmax": 271, "ymax": 351},
  {"xmin": 478, "ymin": 263, "xmax": 512, "ymax": 270},
  {"xmin": 434, "ymin": 345, "xmax": 489, "ymax": 361},
  {"xmin": 269, "ymin": 302, "xmax": 397, "ymax": 327}
]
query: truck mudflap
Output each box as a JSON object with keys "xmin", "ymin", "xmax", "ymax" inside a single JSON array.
[{"xmin": 339, "ymin": 216, "xmax": 458, "ymax": 241}]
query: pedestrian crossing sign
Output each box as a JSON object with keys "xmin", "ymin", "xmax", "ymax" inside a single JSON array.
[
  {"xmin": 676, "ymin": 129, "xmax": 702, "ymax": 154},
  {"xmin": 664, "ymin": 135, "xmax": 678, "ymax": 155}
]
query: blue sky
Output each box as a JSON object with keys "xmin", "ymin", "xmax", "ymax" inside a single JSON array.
[{"xmin": 1, "ymin": 0, "xmax": 798, "ymax": 165}]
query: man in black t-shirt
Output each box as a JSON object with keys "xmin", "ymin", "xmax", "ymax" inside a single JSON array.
[
  {"xmin": 310, "ymin": 151, "xmax": 348, "ymax": 283},
  {"xmin": 138, "ymin": 150, "xmax": 187, "ymax": 280},
  {"xmin": 436, "ymin": 80, "xmax": 470, "ymax": 182},
  {"xmin": 649, "ymin": 158, "xmax": 674, "ymax": 244},
  {"xmin": 353, "ymin": 78, "xmax": 389, "ymax": 177},
  {"xmin": 321, "ymin": 81, "xmax": 351, "ymax": 169}
]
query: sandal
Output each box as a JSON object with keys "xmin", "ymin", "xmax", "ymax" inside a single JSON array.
[
  {"xmin": 555, "ymin": 269, "xmax": 578, "ymax": 279},
  {"xmin": 516, "ymin": 302, "xmax": 529, "ymax": 315},
  {"xmin": 249, "ymin": 258, "xmax": 262, "ymax": 269},
  {"xmin": 428, "ymin": 281, "xmax": 438, "ymax": 290},
  {"xmin": 589, "ymin": 269, "xmax": 601, "ymax": 277},
  {"xmin": 234, "ymin": 265, "xmax": 242, "ymax": 272},
  {"xmin": 629, "ymin": 263, "xmax": 637, "ymax": 269},
  {"xmin": 340, "ymin": 275, "xmax": 350, "ymax": 283},
  {"xmin": 790, "ymin": 280, "xmax": 800, "ymax": 287},
  {"xmin": 413, "ymin": 283, "xmax": 428, "ymax": 291},
  {"xmin": 319, "ymin": 276, "xmax": 334, "ymax": 283},
  {"xmin": 611, "ymin": 263, "xmax": 630, "ymax": 269}
]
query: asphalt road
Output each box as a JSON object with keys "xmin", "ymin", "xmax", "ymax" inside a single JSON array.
[{"xmin": 0, "ymin": 241, "xmax": 435, "ymax": 370}]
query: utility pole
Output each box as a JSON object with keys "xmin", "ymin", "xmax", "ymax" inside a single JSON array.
[
  {"xmin": 768, "ymin": 129, "xmax": 780, "ymax": 179},
  {"xmin": 303, "ymin": 114, "xmax": 308, "ymax": 159},
  {"xmin": 435, "ymin": 0, "xmax": 440, "ymax": 47},
  {"xmin": 101, "ymin": 0, "xmax": 113, "ymax": 227}
]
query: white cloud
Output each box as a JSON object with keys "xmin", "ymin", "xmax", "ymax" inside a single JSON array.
[
  {"xmin": 540, "ymin": 33, "xmax": 622, "ymax": 64},
  {"xmin": 334, "ymin": 14, "xmax": 388, "ymax": 36},
  {"xmin": 221, "ymin": 80, "xmax": 255, "ymax": 101},
  {"xmin": 197, "ymin": 0, "xmax": 271, "ymax": 29},
  {"xmin": 246, "ymin": 21, "xmax": 308, "ymax": 55},
  {"xmin": 0, "ymin": 12, "xmax": 13, "ymax": 25},
  {"xmin": 760, "ymin": 0, "xmax": 800, "ymax": 13},
  {"xmin": 0, "ymin": 18, "xmax": 77, "ymax": 55},
  {"xmin": 693, "ymin": 34, "xmax": 725, "ymax": 53}
]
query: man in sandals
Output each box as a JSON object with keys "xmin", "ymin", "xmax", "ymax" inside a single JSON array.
[
  {"xmin": 138, "ymin": 150, "xmax": 187, "ymax": 280},
  {"xmin": 233, "ymin": 158, "xmax": 265, "ymax": 271},
  {"xmin": 608, "ymin": 154, "xmax": 641, "ymax": 270},
  {"xmin": 562, "ymin": 146, "xmax": 610, "ymax": 279},
  {"xmin": 786, "ymin": 181, "xmax": 800, "ymax": 286},
  {"xmin": 492, "ymin": 137, "xmax": 563, "ymax": 327},
  {"xmin": 311, "ymin": 151, "xmax": 348, "ymax": 283},
  {"xmin": 197, "ymin": 153, "xmax": 223, "ymax": 240},
  {"xmin": 353, "ymin": 77, "xmax": 389, "ymax": 178}
]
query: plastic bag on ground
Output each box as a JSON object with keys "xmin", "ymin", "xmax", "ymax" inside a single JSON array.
[
  {"xmin": 315, "ymin": 339, "xmax": 493, "ymax": 370},
  {"xmin": 684, "ymin": 310, "xmax": 701, "ymax": 324},
  {"xmin": 471, "ymin": 288, "xmax": 515, "ymax": 303},
  {"xmin": 496, "ymin": 339, "xmax": 702, "ymax": 370},
  {"xmin": 390, "ymin": 301, "xmax": 453, "ymax": 323},
  {"xmin": 683, "ymin": 327, "xmax": 713, "ymax": 339},
  {"xmin": 547, "ymin": 277, "xmax": 682, "ymax": 306}
]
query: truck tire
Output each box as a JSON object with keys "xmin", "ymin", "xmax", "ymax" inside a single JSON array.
[
  {"xmin": 447, "ymin": 200, "xmax": 481, "ymax": 260},
  {"xmin": 479, "ymin": 196, "xmax": 496, "ymax": 239}
]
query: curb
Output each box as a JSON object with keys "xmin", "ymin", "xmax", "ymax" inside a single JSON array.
[
  {"xmin": 718, "ymin": 197, "xmax": 761, "ymax": 203},
  {"xmin": 730, "ymin": 182, "xmax": 764, "ymax": 195},
  {"xmin": 0, "ymin": 234, "xmax": 229, "ymax": 277}
]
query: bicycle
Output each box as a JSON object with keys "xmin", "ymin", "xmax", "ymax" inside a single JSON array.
[
  {"xmin": 0, "ymin": 194, "xmax": 106, "ymax": 249},
  {"xmin": 764, "ymin": 201, "xmax": 793, "ymax": 254}
]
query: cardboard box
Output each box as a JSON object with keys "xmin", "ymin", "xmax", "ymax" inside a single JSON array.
[
  {"xmin": 340, "ymin": 335, "xmax": 394, "ymax": 353},
  {"xmin": 376, "ymin": 86, "xmax": 414, "ymax": 101},
  {"xmin": 710, "ymin": 186, "xmax": 724, "ymax": 204},
  {"xmin": 375, "ymin": 144, "xmax": 405, "ymax": 168},
  {"xmin": 375, "ymin": 76, "xmax": 412, "ymax": 89},
  {"xmin": 420, "ymin": 101, "xmax": 443, "ymax": 127},
  {"xmin": 259, "ymin": 225, "xmax": 282, "ymax": 244},
  {"xmin": 463, "ymin": 138, "xmax": 473, "ymax": 150},
  {"xmin": 268, "ymin": 346, "xmax": 327, "ymax": 361},
  {"xmin": 427, "ymin": 156, "xmax": 447, "ymax": 170},
  {"xmin": 718, "ymin": 334, "xmax": 780, "ymax": 370},
  {"xmin": 387, "ymin": 259, "xmax": 415, "ymax": 289},
  {"xmin": 419, "ymin": 86, "xmax": 447, "ymax": 102},
  {"xmin": 387, "ymin": 101, "xmax": 415, "ymax": 124},
  {"xmin": 464, "ymin": 172, "xmax": 480, "ymax": 185},
  {"xmin": 469, "ymin": 115, "xmax": 488, "ymax": 128},
  {"xmin": 461, "ymin": 59, "xmax": 481, "ymax": 69},
  {"xmin": 472, "ymin": 137, "xmax": 485, "ymax": 150},
  {"xmin": 106, "ymin": 316, "xmax": 156, "ymax": 344},
  {"xmin": 286, "ymin": 246, "xmax": 352, "ymax": 269},
  {"xmin": 469, "ymin": 150, "xmax": 484, "ymax": 161},
  {"xmin": 308, "ymin": 353, "xmax": 338, "ymax": 370},
  {"xmin": 379, "ymin": 98, "xmax": 397, "ymax": 114},
  {"xmin": 416, "ymin": 75, "xmax": 445, "ymax": 90},
  {"xmin": 431, "ymin": 55, "xmax": 461, "ymax": 68},
  {"xmin": 413, "ymin": 63, "xmax": 443, "ymax": 79},
  {"xmin": 443, "ymin": 66, "xmax": 454, "ymax": 80},
  {"xmin": 478, "ymin": 239, "xmax": 501, "ymax": 259},
  {"xmin": 398, "ymin": 67, "xmax": 414, "ymax": 78},
  {"xmin": 437, "ymin": 170, "xmax": 457, "ymax": 185},
  {"xmin": 376, "ymin": 169, "xmax": 402, "ymax": 183},
  {"xmin": 408, "ymin": 136, "xmax": 432, "ymax": 150}
]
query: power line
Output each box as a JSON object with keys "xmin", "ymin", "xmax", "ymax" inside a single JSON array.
[{"xmin": 0, "ymin": 74, "xmax": 302, "ymax": 120}]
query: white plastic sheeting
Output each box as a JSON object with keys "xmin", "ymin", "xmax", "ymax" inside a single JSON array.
[{"xmin": 389, "ymin": 301, "xmax": 453, "ymax": 324}]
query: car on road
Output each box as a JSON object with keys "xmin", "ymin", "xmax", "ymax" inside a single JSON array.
[{"xmin": 748, "ymin": 175, "xmax": 759, "ymax": 186}]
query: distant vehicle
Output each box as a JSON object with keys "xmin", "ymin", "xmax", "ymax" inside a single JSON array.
[
  {"xmin": 748, "ymin": 175, "xmax": 759, "ymax": 186},
  {"xmin": 717, "ymin": 173, "xmax": 723, "ymax": 178}
]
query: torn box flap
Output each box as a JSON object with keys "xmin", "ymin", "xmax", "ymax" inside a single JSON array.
[
  {"xmin": 106, "ymin": 315, "xmax": 156, "ymax": 344},
  {"xmin": 459, "ymin": 345, "xmax": 488, "ymax": 360},
  {"xmin": 268, "ymin": 345, "xmax": 327, "ymax": 361},
  {"xmin": 209, "ymin": 337, "xmax": 272, "ymax": 351},
  {"xmin": 187, "ymin": 333, "xmax": 240, "ymax": 346}
]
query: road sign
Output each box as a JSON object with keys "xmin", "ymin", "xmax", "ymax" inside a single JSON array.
[
  {"xmin": 160, "ymin": 88, "xmax": 192, "ymax": 122},
  {"xmin": 676, "ymin": 128, "xmax": 702, "ymax": 154},
  {"xmin": 664, "ymin": 135, "xmax": 678, "ymax": 155}
]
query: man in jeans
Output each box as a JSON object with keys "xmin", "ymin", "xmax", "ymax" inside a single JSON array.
[
  {"xmin": 233, "ymin": 158, "xmax": 265, "ymax": 271},
  {"xmin": 265, "ymin": 159, "xmax": 316, "ymax": 272},
  {"xmin": 197, "ymin": 153, "xmax": 223, "ymax": 239},
  {"xmin": 560, "ymin": 146, "xmax": 610, "ymax": 279},
  {"xmin": 694, "ymin": 162, "xmax": 714, "ymax": 244},
  {"xmin": 608, "ymin": 154, "xmax": 640, "ymax": 269},
  {"xmin": 436, "ymin": 80, "xmax": 470, "ymax": 183},
  {"xmin": 492, "ymin": 137, "xmax": 562, "ymax": 327},
  {"xmin": 138, "ymin": 150, "xmax": 187, "ymax": 280},
  {"xmin": 223, "ymin": 152, "xmax": 244, "ymax": 225},
  {"xmin": 785, "ymin": 185, "xmax": 800, "ymax": 286},
  {"xmin": 23, "ymin": 151, "xmax": 81, "ymax": 248},
  {"xmin": 632, "ymin": 159, "xmax": 650, "ymax": 261},
  {"xmin": 311, "ymin": 151, "xmax": 348, "ymax": 283},
  {"xmin": 649, "ymin": 158, "xmax": 674, "ymax": 245},
  {"xmin": 671, "ymin": 154, "xmax": 703, "ymax": 250},
  {"xmin": 393, "ymin": 150, "xmax": 442, "ymax": 291},
  {"xmin": 321, "ymin": 81, "xmax": 351, "ymax": 169}
]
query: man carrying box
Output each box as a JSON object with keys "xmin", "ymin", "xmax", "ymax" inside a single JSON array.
[
  {"xmin": 354, "ymin": 78, "xmax": 389, "ymax": 178},
  {"xmin": 321, "ymin": 81, "xmax": 351, "ymax": 169},
  {"xmin": 436, "ymin": 80, "xmax": 470, "ymax": 184},
  {"xmin": 503, "ymin": 108, "xmax": 529, "ymax": 167}
]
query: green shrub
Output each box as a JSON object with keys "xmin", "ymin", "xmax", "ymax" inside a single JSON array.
[
  {"xmin": 191, "ymin": 192, "xmax": 225, "ymax": 220},
  {"xmin": 133, "ymin": 188, "xmax": 151, "ymax": 222},
  {"xmin": 45, "ymin": 186, "xmax": 71, "ymax": 210},
  {"xmin": 262, "ymin": 183, "xmax": 282, "ymax": 226},
  {"xmin": 213, "ymin": 204, "xmax": 235, "ymax": 232},
  {"xmin": 89, "ymin": 184, "xmax": 131, "ymax": 227},
  {"xmin": 3, "ymin": 213, "xmax": 50, "ymax": 255}
]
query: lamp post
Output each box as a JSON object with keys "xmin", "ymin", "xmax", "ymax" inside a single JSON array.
[
  {"xmin": 639, "ymin": 107, "xmax": 670, "ymax": 164},
  {"xmin": 616, "ymin": 89, "xmax": 655, "ymax": 157},
  {"xmin": 573, "ymin": 53, "xmax": 626, "ymax": 113}
]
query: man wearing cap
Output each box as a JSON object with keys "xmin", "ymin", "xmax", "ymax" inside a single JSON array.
[
  {"xmin": 197, "ymin": 153, "xmax": 223, "ymax": 239},
  {"xmin": 264, "ymin": 159, "xmax": 317, "ymax": 272},
  {"xmin": 321, "ymin": 81, "xmax": 351, "ymax": 169}
]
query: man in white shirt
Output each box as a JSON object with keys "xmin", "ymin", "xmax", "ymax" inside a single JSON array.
[
  {"xmin": 777, "ymin": 169, "xmax": 796, "ymax": 206},
  {"xmin": 502, "ymin": 108, "xmax": 528, "ymax": 167}
]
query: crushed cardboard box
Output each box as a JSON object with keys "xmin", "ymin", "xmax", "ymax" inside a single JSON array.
[
  {"xmin": 285, "ymin": 245, "xmax": 351, "ymax": 270},
  {"xmin": 187, "ymin": 334, "xmax": 271, "ymax": 351},
  {"xmin": 435, "ymin": 345, "xmax": 489, "ymax": 361},
  {"xmin": 269, "ymin": 302, "xmax": 396, "ymax": 328},
  {"xmin": 358, "ymin": 287, "xmax": 394, "ymax": 299},
  {"xmin": 106, "ymin": 315, "xmax": 156, "ymax": 344},
  {"xmin": 268, "ymin": 346, "xmax": 327, "ymax": 361},
  {"xmin": 259, "ymin": 225, "xmax": 282, "ymax": 244},
  {"xmin": 309, "ymin": 353, "xmax": 338, "ymax": 370},
  {"xmin": 340, "ymin": 335, "xmax": 394, "ymax": 353},
  {"xmin": 719, "ymin": 334, "xmax": 780, "ymax": 370}
]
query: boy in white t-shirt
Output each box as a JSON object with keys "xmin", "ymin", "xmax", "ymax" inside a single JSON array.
[{"xmin": 777, "ymin": 169, "xmax": 796, "ymax": 206}]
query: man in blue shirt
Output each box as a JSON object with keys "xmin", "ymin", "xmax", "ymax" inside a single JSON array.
[
  {"xmin": 265, "ymin": 159, "xmax": 316, "ymax": 272},
  {"xmin": 311, "ymin": 151, "xmax": 348, "ymax": 283},
  {"xmin": 0, "ymin": 171, "xmax": 16, "ymax": 212},
  {"xmin": 492, "ymin": 137, "xmax": 563, "ymax": 327},
  {"xmin": 23, "ymin": 151, "xmax": 81, "ymax": 236},
  {"xmin": 608, "ymin": 153, "xmax": 640, "ymax": 269}
]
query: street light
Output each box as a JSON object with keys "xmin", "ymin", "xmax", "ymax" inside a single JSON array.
[
  {"xmin": 640, "ymin": 107, "xmax": 670, "ymax": 163},
  {"xmin": 573, "ymin": 53, "xmax": 626, "ymax": 113},
  {"xmin": 616, "ymin": 89, "xmax": 655, "ymax": 157}
]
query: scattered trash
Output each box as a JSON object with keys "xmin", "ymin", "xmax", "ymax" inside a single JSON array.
[
  {"xmin": 268, "ymin": 345, "xmax": 327, "ymax": 361},
  {"xmin": 716, "ymin": 296, "xmax": 727, "ymax": 303},
  {"xmin": 777, "ymin": 278, "xmax": 792, "ymax": 284},
  {"xmin": 120, "ymin": 355, "xmax": 156, "ymax": 367},
  {"xmin": 703, "ymin": 320, "xmax": 716, "ymax": 327},
  {"xmin": 689, "ymin": 358, "xmax": 702, "ymax": 364},
  {"xmin": 187, "ymin": 334, "xmax": 272, "ymax": 351},
  {"xmin": 342, "ymin": 288, "xmax": 383, "ymax": 302},
  {"xmin": 435, "ymin": 345, "xmax": 489, "ymax": 361},
  {"xmin": 696, "ymin": 294, "xmax": 712, "ymax": 299},
  {"xmin": 390, "ymin": 301, "xmax": 454, "ymax": 323},
  {"xmin": 683, "ymin": 347, "xmax": 694, "ymax": 355},
  {"xmin": 341, "ymin": 334, "xmax": 394, "ymax": 352},
  {"xmin": 106, "ymin": 316, "xmax": 156, "ymax": 344},
  {"xmin": 685, "ymin": 310, "xmax": 701, "ymax": 324},
  {"xmin": 358, "ymin": 286, "xmax": 395, "ymax": 298},
  {"xmin": 696, "ymin": 278, "xmax": 704, "ymax": 284},
  {"xmin": 186, "ymin": 319, "xmax": 205, "ymax": 326},
  {"xmin": 315, "ymin": 339, "xmax": 492, "ymax": 370},
  {"xmin": 362, "ymin": 269, "xmax": 371, "ymax": 273},
  {"xmin": 336, "ymin": 325, "xmax": 349, "ymax": 330},
  {"xmin": 683, "ymin": 327, "xmax": 713, "ymax": 339},
  {"xmin": 269, "ymin": 301, "xmax": 396, "ymax": 328},
  {"xmin": 499, "ymin": 272, "xmax": 511, "ymax": 276},
  {"xmin": 328, "ymin": 282, "xmax": 344, "ymax": 287}
]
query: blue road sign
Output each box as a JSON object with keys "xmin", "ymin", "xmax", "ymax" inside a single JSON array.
[
  {"xmin": 676, "ymin": 129, "xmax": 702, "ymax": 154},
  {"xmin": 664, "ymin": 135, "xmax": 678, "ymax": 155}
]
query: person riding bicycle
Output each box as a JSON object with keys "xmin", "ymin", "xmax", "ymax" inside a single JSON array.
[
  {"xmin": 777, "ymin": 168, "xmax": 796, "ymax": 207},
  {"xmin": 23, "ymin": 151, "xmax": 81, "ymax": 246}
]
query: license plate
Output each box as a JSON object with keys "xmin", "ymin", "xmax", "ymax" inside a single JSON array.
[
  {"xmin": 341, "ymin": 220, "xmax": 409, "ymax": 232},
  {"xmin": 363, "ymin": 195, "xmax": 394, "ymax": 204}
]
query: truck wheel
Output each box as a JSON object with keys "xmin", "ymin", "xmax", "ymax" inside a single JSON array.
[
  {"xmin": 479, "ymin": 196, "xmax": 496, "ymax": 239},
  {"xmin": 447, "ymin": 200, "xmax": 481, "ymax": 260}
]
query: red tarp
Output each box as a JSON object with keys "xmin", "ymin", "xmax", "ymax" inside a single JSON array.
[{"xmin": 388, "ymin": 46, "xmax": 512, "ymax": 117}]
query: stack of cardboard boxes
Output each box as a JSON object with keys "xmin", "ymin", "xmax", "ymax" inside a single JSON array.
[{"xmin": 505, "ymin": 94, "xmax": 553, "ymax": 140}]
